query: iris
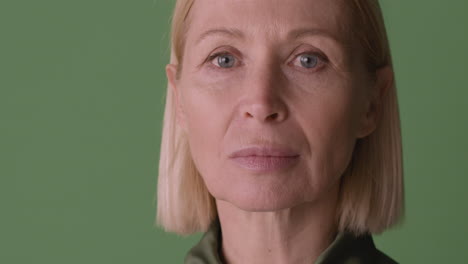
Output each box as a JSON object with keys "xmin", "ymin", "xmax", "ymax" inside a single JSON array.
[
  {"xmin": 299, "ymin": 54, "xmax": 318, "ymax": 68},
  {"xmin": 217, "ymin": 54, "xmax": 235, "ymax": 68}
]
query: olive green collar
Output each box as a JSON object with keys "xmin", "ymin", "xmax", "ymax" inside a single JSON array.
[{"xmin": 184, "ymin": 218, "xmax": 397, "ymax": 264}]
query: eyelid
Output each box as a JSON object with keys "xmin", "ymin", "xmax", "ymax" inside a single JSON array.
[
  {"xmin": 204, "ymin": 48, "xmax": 329, "ymax": 70},
  {"xmin": 290, "ymin": 51, "xmax": 329, "ymax": 70},
  {"xmin": 207, "ymin": 52, "xmax": 239, "ymax": 68},
  {"xmin": 203, "ymin": 46, "xmax": 243, "ymax": 70}
]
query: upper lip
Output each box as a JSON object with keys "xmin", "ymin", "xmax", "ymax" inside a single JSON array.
[{"xmin": 229, "ymin": 146, "xmax": 300, "ymax": 158}]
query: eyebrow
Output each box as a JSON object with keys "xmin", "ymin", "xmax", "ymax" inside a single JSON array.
[
  {"xmin": 195, "ymin": 27, "xmax": 342, "ymax": 46},
  {"xmin": 289, "ymin": 28, "xmax": 342, "ymax": 43},
  {"xmin": 195, "ymin": 27, "xmax": 245, "ymax": 45}
]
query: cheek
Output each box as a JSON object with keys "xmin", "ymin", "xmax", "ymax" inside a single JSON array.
[
  {"xmin": 181, "ymin": 69, "xmax": 244, "ymax": 152},
  {"xmin": 295, "ymin": 78, "xmax": 360, "ymax": 190},
  {"xmin": 180, "ymin": 79, "xmax": 234, "ymax": 193}
]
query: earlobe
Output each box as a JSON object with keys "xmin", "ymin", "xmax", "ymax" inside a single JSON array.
[
  {"xmin": 357, "ymin": 66, "xmax": 394, "ymax": 139},
  {"xmin": 165, "ymin": 63, "xmax": 187, "ymax": 131}
]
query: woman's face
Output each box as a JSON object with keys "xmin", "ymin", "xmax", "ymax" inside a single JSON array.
[{"xmin": 167, "ymin": 0, "xmax": 380, "ymax": 211}]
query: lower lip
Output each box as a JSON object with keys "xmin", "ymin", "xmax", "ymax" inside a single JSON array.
[{"xmin": 230, "ymin": 156, "xmax": 300, "ymax": 173}]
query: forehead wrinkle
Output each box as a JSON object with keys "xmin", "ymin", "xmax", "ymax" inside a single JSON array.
[
  {"xmin": 193, "ymin": 15, "xmax": 285, "ymax": 47},
  {"xmin": 195, "ymin": 26, "xmax": 346, "ymax": 49},
  {"xmin": 188, "ymin": 0, "xmax": 355, "ymax": 57},
  {"xmin": 189, "ymin": 0, "xmax": 299, "ymax": 44},
  {"xmin": 189, "ymin": 0, "xmax": 352, "ymax": 43}
]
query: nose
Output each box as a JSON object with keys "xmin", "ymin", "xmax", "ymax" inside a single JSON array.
[
  {"xmin": 244, "ymin": 100, "xmax": 286, "ymax": 122},
  {"xmin": 241, "ymin": 62, "xmax": 288, "ymax": 123}
]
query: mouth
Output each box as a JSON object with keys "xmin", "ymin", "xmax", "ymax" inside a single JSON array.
[{"xmin": 228, "ymin": 146, "xmax": 300, "ymax": 173}]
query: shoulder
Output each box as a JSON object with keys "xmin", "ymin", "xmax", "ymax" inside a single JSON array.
[
  {"xmin": 346, "ymin": 234, "xmax": 399, "ymax": 264},
  {"xmin": 318, "ymin": 232, "xmax": 399, "ymax": 264},
  {"xmin": 184, "ymin": 219, "xmax": 223, "ymax": 264},
  {"xmin": 184, "ymin": 218, "xmax": 400, "ymax": 264},
  {"xmin": 374, "ymin": 248, "xmax": 399, "ymax": 264}
]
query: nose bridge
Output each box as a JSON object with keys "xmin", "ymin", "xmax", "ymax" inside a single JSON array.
[
  {"xmin": 241, "ymin": 51, "xmax": 288, "ymax": 123},
  {"xmin": 247, "ymin": 44, "xmax": 287, "ymax": 93},
  {"xmin": 248, "ymin": 64, "xmax": 276, "ymax": 96}
]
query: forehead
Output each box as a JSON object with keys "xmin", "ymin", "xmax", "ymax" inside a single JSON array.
[{"xmin": 185, "ymin": 0, "xmax": 351, "ymax": 44}]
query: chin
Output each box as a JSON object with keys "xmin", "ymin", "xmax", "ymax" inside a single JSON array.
[
  {"xmin": 225, "ymin": 186, "xmax": 307, "ymax": 212},
  {"xmin": 207, "ymin": 168, "xmax": 318, "ymax": 212}
]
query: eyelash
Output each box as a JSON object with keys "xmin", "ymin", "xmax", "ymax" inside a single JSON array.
[{"xmin": 205, "ymin": 50, "xmax": 329, "ymax": 72}]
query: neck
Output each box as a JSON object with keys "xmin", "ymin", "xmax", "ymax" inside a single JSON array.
[{"xmin": 216, "ymin": 185, "xmax": 339, "ymax": 264}]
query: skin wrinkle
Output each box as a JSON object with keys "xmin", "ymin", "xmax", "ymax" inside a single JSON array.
[
  {"xmin": 165, "ymin": 0, "xmax": 386, "ymax": 263},
  {"xmin": 177, "ymin": 0, "xmax": 359, "ymax": 77},
  {"xmin": 189, "ymin": 35, "xmax": 355, "ymax": 102},
  {"xmin": 183, "ymin": 0, "xmax": 356, "ymax": 69},
  {"xmin": 193, "ymin": 32, "xmax": 348, "ymax": 72}
]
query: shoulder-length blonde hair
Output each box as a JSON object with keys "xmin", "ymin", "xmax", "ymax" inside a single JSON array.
[{"xmin": 156, "ymin": 0, "xmax": 404, "ymax": 236}]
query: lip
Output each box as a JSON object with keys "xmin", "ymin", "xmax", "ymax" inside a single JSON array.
[
  {"xmin": 229, "ymin": 146, "xmax": 300, "ymax": 173},
  {"xmin": 228, "ymin": 146, "xmax": 299, "ymax": 158}
]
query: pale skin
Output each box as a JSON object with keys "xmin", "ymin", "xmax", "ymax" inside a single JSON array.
[{"xmin": 166, "ymin": 0, "xmax": 392, "ymax": 263}]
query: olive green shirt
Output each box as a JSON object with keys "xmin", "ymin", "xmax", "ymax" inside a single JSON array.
[{"xmin": 184, "ymin": 218, "xmax": 398, "ymax": 264}]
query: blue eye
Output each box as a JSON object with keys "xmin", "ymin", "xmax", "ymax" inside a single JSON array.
[
  {"xmin": 212, "ymin": 53, "xmax": 236, "ymax": 68},
  {"xmin": 299, "ymin": 54, "xmax": 319, "ymax": 68}
]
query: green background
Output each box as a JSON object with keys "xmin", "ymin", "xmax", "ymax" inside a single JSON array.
[{"xmin": 1, "ymin": 0, "xmax": 467, "ymax": 263}]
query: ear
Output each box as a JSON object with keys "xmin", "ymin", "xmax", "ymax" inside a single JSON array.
[
  {"xmin": 166, "ymin": 63, "xmax": 187, "ymax": 132},
  {"xmin": 356, "ymin": 66, "xmax": 394, "ymax": 138}
]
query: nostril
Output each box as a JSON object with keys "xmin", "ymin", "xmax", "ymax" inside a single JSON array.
[
  {"xmin": 244, "ymin": 111, "xmax": 281, "ymax": 121},
  {"xmin": 267, "ymin": 113, "xmax": 278, "ymax": 120}
]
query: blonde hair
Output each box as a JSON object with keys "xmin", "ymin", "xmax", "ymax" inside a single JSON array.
[{"xmin": 156, "ymin": 0, "xmax": 404, "ymax": 235}]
